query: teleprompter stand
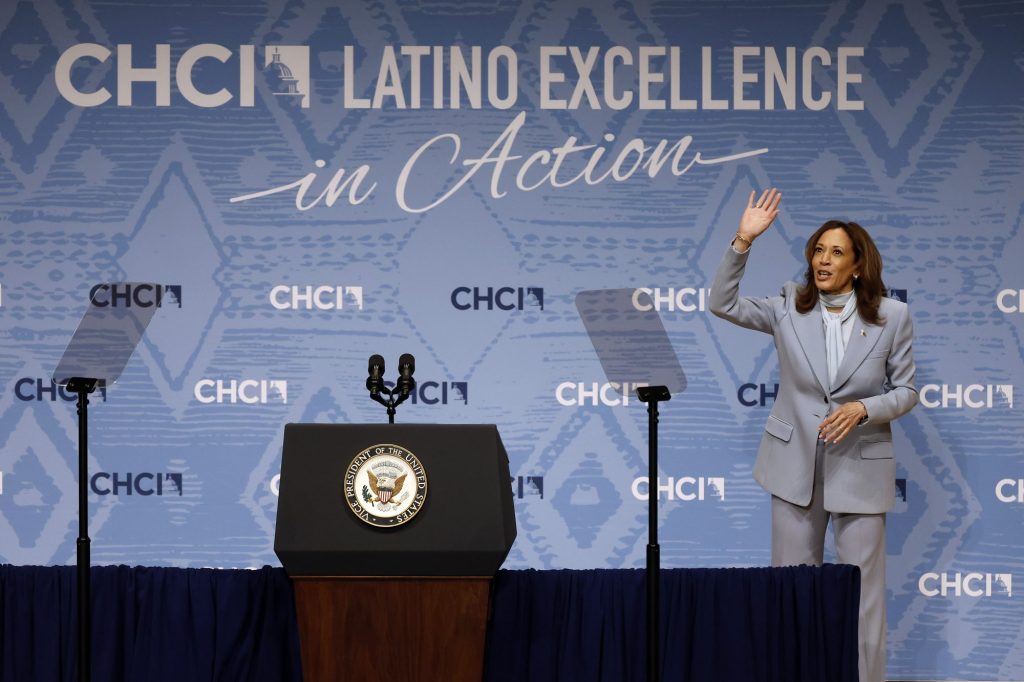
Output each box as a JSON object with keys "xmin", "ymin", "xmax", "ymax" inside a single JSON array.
[
  {"xmin": 637, "ymin": 385, "xmax": 671, "ymax": 682},
  {"xmin": 67, "ymin": 377, "xmax": 98, "ymax": 682},
  {"xmin": 54, "ymin": 284, "xmax": 158, "ymax": 682},
  {"xmin": 575, "ymin": 289, "xmax": 686, "ymax": 682},
  {"xmin": 275, "ymin": 423, "xmax": 516, "ymax": 682}
]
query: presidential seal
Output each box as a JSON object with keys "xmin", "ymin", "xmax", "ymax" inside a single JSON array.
[{"xmin": 344, "ymin": 444, "xmax": 428, "ymax": 527}]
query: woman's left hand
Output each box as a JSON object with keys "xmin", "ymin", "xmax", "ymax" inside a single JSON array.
[{"xmin": 818, "ymin": 401, "xmax": 868, "ymax": 443}]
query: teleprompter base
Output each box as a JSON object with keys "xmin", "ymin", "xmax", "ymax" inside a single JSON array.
[{"xmin": 292, "ymin": 577, "xmax": 491, "ymax": 682}]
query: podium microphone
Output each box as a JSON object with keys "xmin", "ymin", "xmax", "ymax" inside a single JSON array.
[
  {"xmin": 397, "ymin": 353, "xmax": 416, "ymax": 397},
  {"xmin": 366, "ymin": 354, "xmax": 385, "ymax": 397},
  {"xmin": 364, "ymin": 353, "xmax": 414, "ymax": 423}
]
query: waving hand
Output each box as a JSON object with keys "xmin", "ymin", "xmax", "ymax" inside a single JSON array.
[{"xmin": 736, "ymin": 188, "xmax": 782, "ymax": 248}]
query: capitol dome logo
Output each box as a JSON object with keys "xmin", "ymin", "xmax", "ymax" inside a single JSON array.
[{"xmin": 265, "ymin": 47, "xmax": 310, "ymax": 108}]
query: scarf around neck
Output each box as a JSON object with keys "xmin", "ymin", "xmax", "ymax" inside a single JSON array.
[{"xmin": 819, "ymin": 290, "xmax": 857, "ymax": 386}]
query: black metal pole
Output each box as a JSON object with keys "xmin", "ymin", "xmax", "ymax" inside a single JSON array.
[
  {"xmin": 75, "ymin": 386, "xmax": 91, "ymax": 682},
  {"xmin": 636, "ymin": 384, "xmax": 670, "ymax": 682},
  {"xmin": 647, "ymin": 397, "xmax": 660, "ymax": 682}
]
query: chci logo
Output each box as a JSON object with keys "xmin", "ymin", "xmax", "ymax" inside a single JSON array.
[
  {"xmin": 15, "ymin": 378, "xmax": 107, "ymax": 402},
  {"xmin": 344, "ymin": 444, "xmax": 428, "ymax": 527},
  {"xmin": 557, "ymin": 382, "xmax": 648, "ymax": 406},
  {"xmin": 632, "ymin": 287, "xmax": 708, "ymax": 312},
  {"xmin": 918, "ymin": 572, "xmax": 1013, "ymax": 598},
  {"xmin": 194, "ymin": 379, "xmax": 288, "ymax": 404},
  {"xmin": 451, "ymin": 287, "xmax": 543, "ymax": 311},
  {"xmin": 919, "ymin": 384, "xmax": 1013, "ymax": 409},
  {"xmin": 91, "ymin": 472, "xmax": 182, "ymax": 496},
  {"xmin": 56, "ymin": 44, "xmax": 309, "ymax": 108},
  {"xmin": 383, "ymin": 380, "xmax": 467, "ymax": 405},
  {"xmin": 631, "ymin": 476, "xmax": 725, "ymax": 501},
  {"xmin": 270, "ymin": 285, "xmax": 363, "ymax": 310},
  {"xmin": 90, "ymin": 283, "xmax": 181, "ymax": 308}
]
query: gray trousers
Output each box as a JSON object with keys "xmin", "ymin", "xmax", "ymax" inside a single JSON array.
[{"xmin": 771, "ymin": 438, "xmax": 887, "ymax": 682}]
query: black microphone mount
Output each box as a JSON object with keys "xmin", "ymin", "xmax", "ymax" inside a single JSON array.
[{"xmin": 365, "ymin": 353, "xmax": 416, "ymax": 423}]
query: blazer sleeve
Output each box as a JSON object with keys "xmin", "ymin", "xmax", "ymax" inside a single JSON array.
[
  {"xmin": 708, "ymin": 244, "xmax": 778, "ymax": 335},
  {"xmin": 860, "ymin": 303, "xmax": 919, "ymax": 424}
]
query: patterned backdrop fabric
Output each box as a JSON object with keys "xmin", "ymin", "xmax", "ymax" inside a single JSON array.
[{"xmin": 0, "ymin": 0, "xmax": 1022, "ymax": 679}]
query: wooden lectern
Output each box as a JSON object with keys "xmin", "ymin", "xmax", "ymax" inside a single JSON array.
[{"xmin": 275, "ymin": 424, "xmax": 517, "ymax": 682}]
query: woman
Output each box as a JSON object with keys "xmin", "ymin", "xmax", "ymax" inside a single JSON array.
[{"xmin": 708, "ymin": 188, "xmax": 917, "ymax": 682}]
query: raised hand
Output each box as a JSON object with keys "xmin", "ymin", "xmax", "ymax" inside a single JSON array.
[{"xmin": 737, "ymin": 188, "xmax": 782, "ymax": 244}]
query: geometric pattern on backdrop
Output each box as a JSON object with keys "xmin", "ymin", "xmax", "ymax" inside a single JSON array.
[{"xmin": 1, "ymin": 1, "xmax": 1022, "ymax": 678}]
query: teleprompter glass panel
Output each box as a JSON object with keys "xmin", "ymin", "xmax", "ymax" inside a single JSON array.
[
  {"xmin": 574, "ymin": 288, "xmax": 686, "ymax": 398},
  {"xmin": 53, "ymin": 282, "xmax": 160, "ymax": 386}
]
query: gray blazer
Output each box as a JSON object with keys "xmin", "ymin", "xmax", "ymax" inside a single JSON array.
[{"xmin": 709, "ymin": 245, "xmax": 918, "ymax": 514}]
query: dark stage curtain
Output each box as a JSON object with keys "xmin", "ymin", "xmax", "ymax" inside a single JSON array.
[
  {"xmin": 0, "ymin": 565, "xmax": 303, "ymax": 682},
  {"xmin": 2, "ymin": 564, "xmax": 857, "ymax": 682},
  {"xmin": 483, "ymin": 565, "xmax": 860, "ymax": 682}
]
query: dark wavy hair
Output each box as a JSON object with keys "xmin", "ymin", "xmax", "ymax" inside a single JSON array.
[{"xmin": 795, "ymin": 220, "xmax": 887, "ymax": 326}]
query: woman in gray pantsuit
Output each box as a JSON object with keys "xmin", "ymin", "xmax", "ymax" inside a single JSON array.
[{"xmin": 709, "ymin": 188, "xmax": 918, "ymax": 682}]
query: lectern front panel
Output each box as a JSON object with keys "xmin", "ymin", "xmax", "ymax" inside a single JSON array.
[{"xmin": 274, "ymin": 423, "xmax": 516, "ymax": 576}]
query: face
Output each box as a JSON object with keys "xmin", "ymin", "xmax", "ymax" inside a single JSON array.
[{"xmin": 812, "ymin": 228, "xmax": 859, "ymax": 294}]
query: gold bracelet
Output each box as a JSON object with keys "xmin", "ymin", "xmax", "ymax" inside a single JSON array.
[{"xmin": 733, "ymin": 233, "xmax": 752, "ymax": 248}]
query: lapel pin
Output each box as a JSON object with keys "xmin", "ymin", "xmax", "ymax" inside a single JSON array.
[{"xmin": 860, "ymin": 329, "xmax": 866, "ymax": 336}]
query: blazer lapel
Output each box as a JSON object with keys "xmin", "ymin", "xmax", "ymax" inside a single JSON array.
[
  {"xmin": 789, "ymin": 307, "xmax": 829, "ymax": 395},
  {"xmin": 831, "ymin": 311, "xmax": 883, "ymax": 392}
]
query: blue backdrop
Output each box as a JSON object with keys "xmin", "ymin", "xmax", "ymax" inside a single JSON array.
[{"xmin": 1, "ymin": 0, "xmax": 1022, "ymax": 679}]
